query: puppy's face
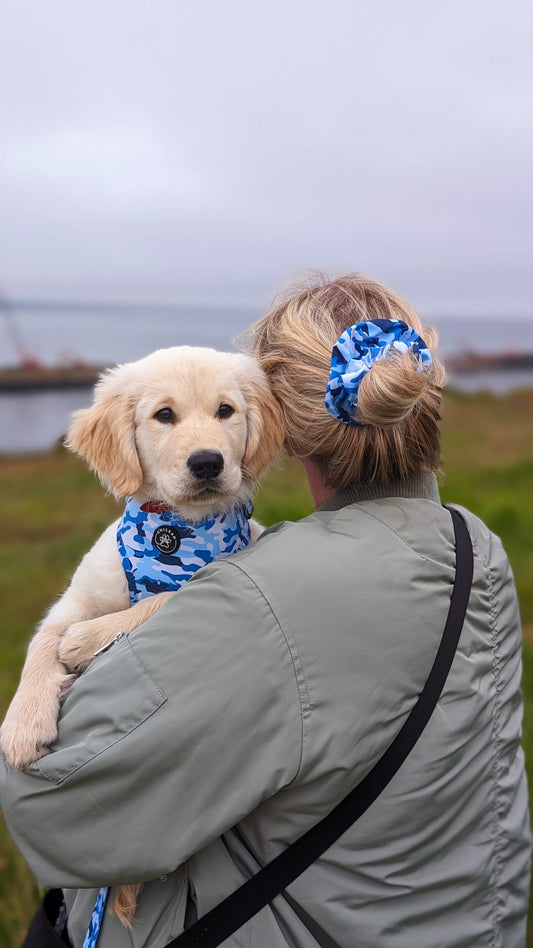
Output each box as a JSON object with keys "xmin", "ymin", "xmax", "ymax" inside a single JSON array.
[
  {"xmin": 133, "ymin": 351, "xmax": 254, "ymax": 514},
  {"xmin": 67, "ymin": 346, "xmax": 283, "ymax": 520}
]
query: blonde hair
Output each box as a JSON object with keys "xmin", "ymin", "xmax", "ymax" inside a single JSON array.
[{"xmin": 246, "ymin": 273, "xmax": 446, "ymax": 489}]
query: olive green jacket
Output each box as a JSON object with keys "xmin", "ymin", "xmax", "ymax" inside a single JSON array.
[{"xmin": 0, "ymin": 474, "xmax": 530, "ymax": 947}]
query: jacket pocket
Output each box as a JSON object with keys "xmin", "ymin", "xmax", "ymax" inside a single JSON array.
[{"xmin": 30, "ymin": 635, "xmax": 167, "ymax": 785}]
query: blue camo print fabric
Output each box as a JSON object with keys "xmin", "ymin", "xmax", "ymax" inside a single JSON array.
[
  {"xmin": 117, "ymin": 496, "xmax": 253, "ymax": 605},
  {"xmin": 81, "ymin": 887, "xmax": 109, "ymax": 948},
  {"xmin": 325, "ymin": 318, "xmax": 432, "ymax": 426}
]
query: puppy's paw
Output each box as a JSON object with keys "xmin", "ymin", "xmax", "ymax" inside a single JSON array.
[
  {"xmin": 59, "ymin": 618, "xmax": 109, "ymax": 673},
  {"xmin": 0, "ymin": 686, "xmax": 65, "ymax": 770},
  {"xmin": 59, "ymin": 673, "xmax": 78, "ymax": 695}
]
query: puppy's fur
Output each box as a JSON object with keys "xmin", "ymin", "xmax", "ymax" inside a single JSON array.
[{"xmin": 0, "ymin": 345, "xmax": 283, "ymax": 925}]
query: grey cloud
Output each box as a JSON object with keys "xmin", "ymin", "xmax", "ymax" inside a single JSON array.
[{"xmin": 0, "ymin": 0, "xmax": 531, "ymax": 312}]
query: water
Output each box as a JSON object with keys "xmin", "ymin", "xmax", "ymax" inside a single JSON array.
[
  {"xmin": 1, "ymin": 303, "xmax": 532, "ymax": 454},
  {"xmin": 0, "ymin": 300, "xmax": 255, "ymax": 369},
  {"xmin": 1, "ymin": 389, "xmax": 96, "ymax": 454},
  {"xmin": 0, "ymin": 301, "xmax": 256, "ymax": 454}
]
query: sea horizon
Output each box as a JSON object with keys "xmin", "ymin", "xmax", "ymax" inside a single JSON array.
[
  {"xmin": 1, "ymin": 301, "xmax": 532, "ymax": 455},
  {"xmin": 1, "ymin": 299, "xmax": 533, "ymax": 371}
]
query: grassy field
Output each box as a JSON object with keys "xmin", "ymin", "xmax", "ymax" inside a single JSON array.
[{"xmin": 0, "ymin": 386, "xmax": 532, "ymax": 946}]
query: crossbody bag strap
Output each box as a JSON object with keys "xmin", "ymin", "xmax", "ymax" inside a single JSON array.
[{"xmin": 163, "ymin": 507, "xmax": 474, "ymax": 948}]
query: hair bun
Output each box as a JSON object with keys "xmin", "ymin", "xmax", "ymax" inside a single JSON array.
[{"xmin": 356, "ymin": 349, "xmax": 432, "ymax": 427}]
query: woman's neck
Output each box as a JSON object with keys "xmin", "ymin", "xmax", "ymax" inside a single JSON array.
[{"xmin": 298, "ymin": 458, "xmax": 336, "ymax": 509}]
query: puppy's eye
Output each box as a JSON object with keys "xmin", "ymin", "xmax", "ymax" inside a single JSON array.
[
  {"xmin": 154, "ymin": 407, "xmax": 176, "ymax": 424},
  {"xmin": 217, "ymin": 404, "xmax": 235, "ymax": 419}
]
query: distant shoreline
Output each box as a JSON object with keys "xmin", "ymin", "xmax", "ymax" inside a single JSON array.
[
  {"xmin": 445, "ymin": 352, "xmax": 533, "ymax": 374},
  {"xmin": 1, "ymin": 351, "xmax": 533, "ymax": 392},
  {"xmin": 0, "ymin": 365, "xmax": 106, "ymax": 391}
]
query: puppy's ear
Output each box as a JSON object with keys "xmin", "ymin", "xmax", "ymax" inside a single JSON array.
[
  {"xmin": 65, "ymin": 370, "xmax": 143, "ymax": 498},
  {"xmin": 239, "ymin": 362, "xmax": 285, "ymax": 482}
]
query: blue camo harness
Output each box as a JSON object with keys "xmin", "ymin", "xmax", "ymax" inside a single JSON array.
[
  {"xmin": 117, "ymin": 496, "xmax": 254, "ymax": 605},
  {"xmin": 81, "ymin": 887, "xmax": 109, "ymax": 948},
  {"xmin": 83, "ymin": 496, "xmax": 253, "ymax": 944}
]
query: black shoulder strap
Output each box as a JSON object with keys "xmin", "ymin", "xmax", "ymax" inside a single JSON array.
[{"xmin": 170, "ymin": 506, "xmax": 474, "ymax": 948}]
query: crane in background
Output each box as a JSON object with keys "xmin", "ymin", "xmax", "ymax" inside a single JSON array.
[
  {"xmin": 0, "ymin": 292, "xmax": 42, "ymax": 368},
  {"xmin": 0, "ymin": 294, "xmax": 98, "ymax": 390}
]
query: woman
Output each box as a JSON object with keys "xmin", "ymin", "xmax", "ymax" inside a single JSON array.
[{"xmin": 1, "ymin": 273, "xmax": 530, "ymax": 947}]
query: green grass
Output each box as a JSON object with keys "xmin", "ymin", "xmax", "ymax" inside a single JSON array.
[
  {"xmin": 0, "ymin": 388, "xmax": 532, "ymax": 945},
  {"xmin": 439, "ymin": 387, "xmax": 533, "ymax": 628}
]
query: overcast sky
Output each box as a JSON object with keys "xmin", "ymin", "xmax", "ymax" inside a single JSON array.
[{"xmin": 1, "ymin": 0, "xmax": 532, "ymax": 315}]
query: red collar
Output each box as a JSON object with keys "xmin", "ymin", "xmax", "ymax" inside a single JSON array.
[{"xmin": 140, "ymin": 501, "xmax": 172, "ymax": 513}]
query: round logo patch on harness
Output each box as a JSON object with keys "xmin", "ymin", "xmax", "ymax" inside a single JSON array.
[{"xmin": 153, "ymin": 525, "xmax": 180, "ymax": 555}]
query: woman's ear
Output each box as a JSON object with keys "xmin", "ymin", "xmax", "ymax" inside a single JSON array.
[
  {"xmin": 65, "ymin": 369, "xmax": 143, "ymax": 498},
  {"xmin": 239, "ymin": 362, "xmax": 285, "ymax": 482}
]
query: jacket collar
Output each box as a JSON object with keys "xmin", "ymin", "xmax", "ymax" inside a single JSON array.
[{"xmin": 318, "ymin": 470, "xmax": 440, "ymax": 511}]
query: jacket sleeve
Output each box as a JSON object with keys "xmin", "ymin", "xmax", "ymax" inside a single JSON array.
[{"xmin": 0, "ymin": 559, "xmax": 305, "ymax": 888}]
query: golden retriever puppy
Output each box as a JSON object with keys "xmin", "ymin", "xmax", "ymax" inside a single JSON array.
[
  {"xmin": 0, "ymin": 346, "xmax": 283, "ymax": 772},
  {"xmin": 0, "ymin": 345, "xmax": 283, "ymax": 927}
]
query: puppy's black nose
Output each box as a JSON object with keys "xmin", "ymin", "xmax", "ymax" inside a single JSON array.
[{"xmin": 187, "ymin": 450, "xmax": 224, "ymax": 480}]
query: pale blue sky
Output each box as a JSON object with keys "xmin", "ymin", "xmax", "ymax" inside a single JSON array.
[{"xmin": 1, "ymin": 0, "xmax": 532, "ymax": 315}]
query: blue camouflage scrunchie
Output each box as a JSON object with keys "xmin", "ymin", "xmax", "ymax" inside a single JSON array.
[{"xmin": 324, "ymin": 318, "xmax": 432, "ymax": 426}]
